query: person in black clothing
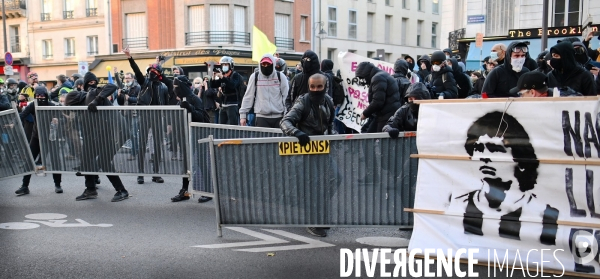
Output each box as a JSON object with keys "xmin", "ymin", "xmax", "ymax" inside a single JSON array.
[
  {"xmin": 469, "ymin": 71, "xmax": 485, "ymax": 96},
  {"xmin": 534, "ymin": 51, "xmax": 552, "ymax": 74},
  {"xmin": 124, "ymin": 47, "xmax": 171, "ymax": 184},
  {"xmin": 446, "ymin": 57, "xmax": 472, "ymax": 98},
  {"xmin": 547, "ymin": 41, "xmax": 596, "ymax": 96},
  {"xmin": 416, "ymin": 54, "xmax": 431, "ymax": 82},
  {"xmin": 355, "ymin": 61, "xmax": 402, "ymax": 133},
  {"xmin": 15, "ymin": 87, "xmax": 63, "ymax": 196},
  {"xmin": 404, "ymin": 55, "xmax": 416, "ymax": 72},
  {"xmin": 64, "ymin": 84, "xmax": 130, "ymax": 202},
  {"xmin": 383, "ymin": 82, "xmax": 430, "ymax": 138},
  {"xmin": 524, "ymin": 52, "xmax": 538, "ymax": 72},
  {"xmin": 320, "ymin": 59, "xmax": 344, "ymax": 106},
  {"xmin": 426, "ymin": 51, "xmax": 458, "ymax": 99},
  {"xmin": 0, "ymin": 91, "xmax": 9, "ymax": 110},
  {"xmin": 211, "ymin": 56, "xmax": 242, "ymax": 125},
  {"xmin": 392, "ymin": 59, "xmax": 412, "ymax": 105},
  {"xmin": 195, "ymin": 76, "xmax": 218, "ymax": 123},
  {"xmin": 481, "ymin": 41, "xmax": 530, "ymax": 98},
  {"xmin": 443, "ymin": 48, "xmax": 453, "ymax": 60},
  {"xmin": 286, "ymin": 50, "xmax": 331, "ymax": 111}
]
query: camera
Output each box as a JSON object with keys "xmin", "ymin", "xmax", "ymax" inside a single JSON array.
[
  {"xmin": 585, "ymin": 63, "xmax": 594, "ymax": 71},
  {"xmin": 121, "ymin": 88, "xmax": 130, "ymax": 95}
]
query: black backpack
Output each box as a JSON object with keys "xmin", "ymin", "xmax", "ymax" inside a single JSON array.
[
  {"xmin": 300, "ymin": 95, "xmax": 335, "ymax": 135},
  {"xmin": 331, "ymin": 75, "xmax": 345, "ymax": 106}
]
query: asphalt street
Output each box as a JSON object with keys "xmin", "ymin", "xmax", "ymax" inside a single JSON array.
[{"xmin": 0, "ymin": 174, "xmax": 580, "ymax": 279}]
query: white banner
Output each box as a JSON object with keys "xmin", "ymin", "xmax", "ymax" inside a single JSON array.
[
  {"xmin": 410, "ymin": 98, "xmax": 600, "ymax": 276},
  {"xmin": 336, "ymin": 52, "xmax": 395, "ymax": 132}
]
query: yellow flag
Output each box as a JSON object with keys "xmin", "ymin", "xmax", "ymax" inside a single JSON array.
[{"xmin": 252, "ymin": 26, "xmax": 277, "ymax": 62}]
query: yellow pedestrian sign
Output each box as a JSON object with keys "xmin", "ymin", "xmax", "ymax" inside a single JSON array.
[{"xmin": 278, "ymin": 140, "xmax": 330, "ymax": 156}]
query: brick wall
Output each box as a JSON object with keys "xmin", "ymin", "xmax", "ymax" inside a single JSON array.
[
  {"xmin": 254, "ymin": 0, "xmax": 275, "ymax": 41},
  {"xmin": 294, "ymin": 0, "xmax": 311, "ymax": 53}
]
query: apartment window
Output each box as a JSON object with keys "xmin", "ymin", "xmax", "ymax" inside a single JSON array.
[
  {"xmin": 384, "ymin": 16, "xmax": 392, "ymax": 44},
  {"xmin": 386, "ymin": 0, "xmax": 392, "ymax": 6},
  {"xmin": 275, "ymin": 13, "xmax": 292, "ymax": 49},
  {"xmin": 385, "ymin": 53, "xmax": 392, "ymax": 62},
  {"xmin": 328, "ymin": 7, "xmax": 337, "ymax": 37},
  {"xmin": 401, "ymin": 18, "xmax": 407, "ymax": 45},
  {"xmin": 188, "ymin": 5, "xmax": 205, "ymax": 33},
  {"xmin": 402, "ymin": 0, "xmax": 408, "ymax": 9},
  {"xmin": 86, "ymin": 0, "xmax": 98, "ymax": 16},
  {"xmin": 367, "ymin": 13, "xmax": 374, "ymax": 42},
  {"xmin": 485, "ymin": 0, "xmax": 514, "ymax": 36},
  {"xmin": 418, "ymin": 0, "xmax": 423, "ymax": 11},
  {"xmin": 64, "ymin": 38, "xmax": 75, "ymax": 57},
  {"xmin": 63, "ymin": 0, "xmax": 74, "ymax": 19},
  {"xmin": 42, "ymin": 40, "xmax": 53, "ymax": 59},
  {"xmin": 416, "ymin": 20, "xmax": 423, "ymax": 47},
  {"xmin": 554, "ymin": 0, "xmax": 580, "ymax": 27},
  {"xmin": 125, "ymin": 13, "xmax": 148, "ymax": 49},
  {"xmin": 87, "ymin": 36, "xmax": 98, "ymax": 56},
  {"xmin": 41, "ymin": 0, "xmax": 51, "ymax": 21},
  {"xmin": 210, "ymin": 5, "xmax": 229, "ymax": 42},
  {"xmin": 327, "ymin": 48, "xmax": 336, "ymax": 60},
  {"xmin": 433, "ymin": 0, "xmax": 439, "ymax": 14},
  {"xmin": 431, "ymin": 22, "xmax": 437, "ymax": 48},
  {"xmin": 233, "ymin": 6, "xmax": 246, "ymax": 33},
  {"xmin": 300, "ymin": 16, "xmax": 307, "ymax": 41},
  {"xmin": 9, "ymin": 25, "xmax": 20, "ymax": 53},
  {"xmin": 348, "ymin": 10, "xmax": 357, "ymax": 40},
  {"xmin": 367, "ymin": 51, "xmax": 374, "ymax": 58}
]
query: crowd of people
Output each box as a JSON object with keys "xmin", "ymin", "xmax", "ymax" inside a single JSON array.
[{"xmin": 1, "ymin": 33, "xmax": 599, "ymax": 237}]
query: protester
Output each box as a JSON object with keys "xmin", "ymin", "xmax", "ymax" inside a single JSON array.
[
  {"xmin": 320, "ymin": 59, "xmax": 344, "ymax": 106},
  {"xmin": 482, "ymin": 41, "xmax": 530, "ymax": 98},
  {"xmin": 0, "ymin": 89, "xmax": 10, "ymax": 111},
  {"xmin": 490, "ymin": 43, "xmax": 507, "ymax": 65},
  {"xmin": 286, "ymin": 50, "xmax": 330, "ymax": 111},
  {"xmin": 416, "ymin": 54, "xmax": 431, "ymax": 82},
  {"xmin": 50, "ymin": 74, "xmax": 74, "ymax": 102},
  {"xmin": 383, "ymin": 82, "xmax": 430, "ymax": 137},
  {"xmin": 4, "ymin": 78, "xmax": 19, "ymax": 102},
  {"xmin": 20, "ymin": 72, "xmax": 39, "ymax": 99},
  {"xmin": 392, "ymin": 59, "xmax": 412, "ymax": 105},
  {"xmin": 426, "ymin": 51, "xmax": 458, "ymax": 99},
  {"xmin": 404, "ymin": 55, "xmax": 416, "ymax": 72},
  {"xmin": 442, "ymin": 48, "xmax": 453, "ymax": 60},
  {"xmin": 547, "ymin": 41, "xmax": 596, "ymax": 96},
  {"xmin": 446, "ymin": 58, "xmax": 472, "ymax": 98},
  {"xmin": 70, "ymin": 73, "xmax": 82, "ymax": 83},
  {"xmin": 469, "ymin": 71, "xmax": 485, "ymax": 96},
  {"xmin": 211, "ymin": 56, "xmax": 243, "ymax": 125}
]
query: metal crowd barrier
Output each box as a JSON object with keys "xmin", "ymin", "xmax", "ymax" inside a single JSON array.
[
  {"xmin": 35, "ymin": 106, "xmax": 190, "ymax": 177},
  {"xmin": 0, "ymin": 108, "xmax": 36, "ymax": 180},
  {"xmin": 205, "ymin": 133, "xmax": 418, "ymax": 236},
  {"xmin": 189, "ymin": 123, "xmax": 283, "ymax": 197}
]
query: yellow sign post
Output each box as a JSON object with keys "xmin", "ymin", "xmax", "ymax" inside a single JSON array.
[{"xmin": 278, "ymin": 140, "xmax": 330, "ymax": 156}]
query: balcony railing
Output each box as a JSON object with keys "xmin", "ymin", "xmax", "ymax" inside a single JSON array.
[
  {"xmin": 63, "ymin": 10, "xmax": 73, "ymax": 19},
  {"xmin": 3, "ymin": 0, "xmax": 26, "ymax": 10},
  {"xmin": 123, "ymin": 37, "xmax": 148, "ymax": 49},
  {"xmin": 86, "ymin": 8, "xmax": 97, "ymax": 17},
  {"xmin": 185, "ymin": 31, "xmax": 250, "ymax": 45},
  {"xmin": 88, "ymin": 50, "xmax": 98, "ymax": 56},
  {"xmin": 10, "ymin": 36, "xmax": 20, "ymax": 52},
  {"xmin": 43, "ymin": 54, "xmax": 53, "ymax": 59},
  {"xmin": 65, "ymin": 52, "xmax": 76, "ymax": 57},
  {"xmin": 41, "ymin": 13, "xmax": 50, "ymax": 21},
  {"xmin": 274, "ymin": 37, "xmax": 294, "ymax": 50}
]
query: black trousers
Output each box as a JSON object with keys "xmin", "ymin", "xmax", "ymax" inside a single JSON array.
[
  {"xmin": 84, "ymin": 174, "xmax": 125, "ymax": 192},
  {"xmin": 256, "ymin": 117, "xmax": 282, "ymax": 129},
  {"xmin": 23, "ymin": 136, "xmax": 61, "ymax": 186}
]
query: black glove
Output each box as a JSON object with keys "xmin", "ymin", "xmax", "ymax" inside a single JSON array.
[
  {"xmin": 294, "ymin": 131, "xmax": 310, "ymax": 146},
  {"xmin": 87, "ymin": 101, "xmax": 98, "ymax": 112},
  {"xmin": 387, "ymin": 128, "xmax": 400, "ymax": 139},
  {"xmin": 176, "ymin": 76, "xmax": 192, "ymax": 87},
  {"xmin": 180, "ymin": 101, "xmax": 191, "ymax": 111}
]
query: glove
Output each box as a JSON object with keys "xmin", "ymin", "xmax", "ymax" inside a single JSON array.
[
  {"xmin": 87, "ymin": 101, "xmax": 98, "ymax": 112},
  {"xmin": 294, "ymin": 131, "xmax": 310, "ymax": 146},
  {"xmin": 387, "ymin": 128, "xmax": 400, "ymax": 139},
  {"xmin": 180, "ymin": 101, "xmax": 191, "ymax": 111}
]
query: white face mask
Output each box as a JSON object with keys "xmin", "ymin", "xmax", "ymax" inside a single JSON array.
[
  {"xmin": 445, "ymin": 55, "xmax": 450, "ymax": 60},
  {"xmin": 490, "ymin": 52, "xmax": 499, "ymax": 61},
  {"xmin": 511, "ymin": 57, "xmax": 526, "ymax": 72},
  {"xmin": 222, "ymin": 66, "xmax": 229, "ymax": 72},
  {"xmin": 432, "ymin": 65, "xmax": 441, "ymax": 72},
  {"xmin": 126, "ymin": 81, "xmax": 133, "ymax": 87}
]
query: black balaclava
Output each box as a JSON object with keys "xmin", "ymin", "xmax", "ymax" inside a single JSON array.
[
  {"xmin": 573, "ymin": 42, "xmax": 589, "ymax": 65},
  {"xmin": 321, "ymin": 59, "xmax": 334, "ymax": 73},
  {"xmin": 309, "ymin": 78, "xmax": 327, "ymax": 104},
  {"xmin": 550, "ymin": 41, "xmax": 579, "ymax": 74},
  {"xmin": 34, "ymin": 86, "xmax": 49, "ymax": 106},
  {"xmin": 301, "ymin": 50, "xmax": 320, "ymax": 75},
  {"xmin": 404, "ymin": 55, "xmax": 416, "ymax": 71},
  {"xmin": 83, "ymin": 72, "xmax": 99, "ymax": 91},
  {"xmin": 355, "ymin": 61, "xmax": 375, "ymax": 86},
  {"xmin": 259, "ymin": 54, "xmax": 276, "ymax": 76},
  {"xmin": 148, "ymin": 63, "xmax": 163, "ymax": 81}
]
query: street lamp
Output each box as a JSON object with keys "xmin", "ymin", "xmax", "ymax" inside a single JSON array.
[{"xmin": 315, "ymin": 22, "xmax": 327, "ymax": 60}]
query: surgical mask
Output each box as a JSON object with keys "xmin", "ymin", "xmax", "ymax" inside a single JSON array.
[
  {"xmin": 126, "ymin": 81, "xmax": 133, "ymax": 87},
  {"xmin": 511, "ymin": 57, "xmax": 526, "ymax": 72},
  {"xmin": 432, "ymin": 65, "xmax": 441, "ymax": 72},
  {"xmin": 445, "ymin": 55, "xmax": 450, "ymax": 60},
  {"xmin": 222, "ymin": 66, "xmax": 229, "ymax": 73},
  {"xmin": 490, "ymin": 52, "xmax": 499, "ymax": 61}
]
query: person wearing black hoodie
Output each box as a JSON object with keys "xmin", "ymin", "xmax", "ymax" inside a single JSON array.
[
  {"xmin": 482, "ymin": 41, "xmax": 531, "ymax": 98},
  {"xmin": 320, "ymin": 59, "xmax": 344, "ymax": 106},
  {"xmin": 427, "ymin": 51, "xmax": 458, "ymax": 99},
  {"xmin": 404, "ymin": 55, "xmax": 416, "ymax": 72},
  {"xmin": 65, "ymin": 84, "xmax": 130, "ymax": 202},
  {"xmin": 286, "ymin": 50, "xmax": 330, "ymax": 111},
  {"xmin": 416, "ymin": 54, "xmax": 431, "ymax": 82},
  {"xmin": 383, "ymin": 82, "xmax": 431, "ymax": 137},
  {"xmin": 547, "ymin": 41, "xmax": 596, "ymax": 96},
  {"xmin": 15, "ymin": 87, "xmax": 63, "ymax": 196},
  {"xmin": 535, "ymin": 51, "xmax": 553, "ymax": 74},
  {"xmin": 392, "ymin": 59, "xmax": 412, "ymax": 105},
  {"xmin": 355, "ymin": 61, "xmax": 402, "ymax": 132},
  {"xmin": 446, "ymin": 57, "xmax": 472, "ymax": 98}
]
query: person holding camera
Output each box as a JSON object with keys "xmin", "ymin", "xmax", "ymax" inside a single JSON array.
[
  {"xmin": 115, "ymin": 67, "xmax": 141, "ymax": 161},
  {"xmin": 547, "ymin": 41, "xmax": 596, "ymax": 96},
  {"xmin": 211, "ymin": 56, "xmax": 242, "ymax": 125}
]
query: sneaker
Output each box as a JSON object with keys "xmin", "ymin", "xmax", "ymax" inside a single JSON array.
[
  {"xmin": 15, "ymin": 186, "xmax": 30, "ymax": 196},
  {"xmin": 306, "ymin": 227, "xmax": 327, "ymax": 237},
  {"xmin": 137, "ymin": 176, "xmax": 144, "ymax": 184},
  {"xmin": 198, "ymin": 196, "xmax": 213, "ymax": 203},
  {"xmin": 55, "ymin": 185, "xmax": 63, "ymax": 194},
  {"xmin": 75, "ymin": 189, "xmax": 98, "ymax": 201},
  {"xmin": 95, "ymin": 177, "xmax": 101, "ymax": 184},
  {"xmin": 152, "ymin": 177, "xmax": 164, "ymax": 183},
  {"xmin": 111, "ymin": 190, "xmax": 129, "ymax": 202},
  {"xmin": 171, "ymin": 189, "xmax": 190, "ymax": 202}
]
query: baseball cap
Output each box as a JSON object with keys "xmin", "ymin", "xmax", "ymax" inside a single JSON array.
[
  {"xmin": 509, "ymin": 71, "xmax": 548, "ymax": 95},
  {"xmin": 260, "ymin": 57, "xmax": 273, "ymax": 64}
]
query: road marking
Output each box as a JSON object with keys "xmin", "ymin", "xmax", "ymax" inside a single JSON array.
[
  {"xmin": 192, "ymin": 227, "xmax": 289, "ymax": 249},
  {"xmin": 0, "ymin": 222, "xmax": 40, "ymax": 230},
  {"xmin": 356, "ymin": 237, "xmax": 410, "ymax": 247},
  {"xmin": 0, "ymin": 213, "xmax": 112, "ymax": 230},
  {"xmin": 235, "ymin": 229, "xmax": 335, "ymax": 252},
  {"xmin": 25, "ymin": 213, "xmax": 67, "ymax": 220}
]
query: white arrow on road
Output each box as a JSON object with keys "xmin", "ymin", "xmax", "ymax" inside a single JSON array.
[
  {"xmin": 235, "ymin": 229, "xmax": 335, "ymax": 252},
  {"xmin": 192, "ymin": 227, "xmax": 288, "ymax": 249}
]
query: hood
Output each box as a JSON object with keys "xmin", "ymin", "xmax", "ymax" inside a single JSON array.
[
  {"xmin": 573, "ymin": 41, "xmax": 591, "ymax": 64},
  {"xmin": 448, "ymin": 58, "xmax": 461, "ymax": 74},
  {"xmin": 18, "ymin": 81, "xmax": 27, "ymax": 92},
  {"xmin": 443, "ymin": 48, "xmax": 452, "ymax": 55},
  {"xmin": 83, "ymin": 72, "xmax": 98, "ymax": 91},
  {"xmin": 417, "ymin": 54, "xmax": 431, "ymax": 69},
  {"xmin": 321, "ymin": 59, "xmax": 334, "ymax": 72},
  {"xmin": 557, "ymin": 37, "xmax": 580, "ymax": 44},
  {"xmin": 405, "ymin": 82, "xmax": 431, "ymax": 100},
  {"xmin": 258, "ymin": 53, "xmax": 277, "ymax": 77},
  {"xmin": 301, "ymin": 50, "xmax": 320, "ymax": 75},
  {"xmin": 550, "ymin": 41, "xmax": 579, "ymax": 74},
  {"xmin": 355, "ymin": 62, "xmax": 379, "ymax": 81},
  {"xmin": 34, "ymin": 86, "xmax": 49, "ymax": 98},
  {"xmin": 505, "ymin": 41, "xmax": 528, "ymax": 71},
  {"xmin": 394, "ymin": 59, "xmax": 409, "ymax": 76},
  {"xmin": 537, "ymin": 51, "xmax": 549, "ymax": 60},
  {"xmin": 61, "ymin": 80, "xmax": 74, "ymax": 89},
  {"xmin": 173, "ymin": 66, "xmax": 185, "ymax": 76},
  {"xmin": 404, "ymin": 55, "xmax": 415, "ymax": 70}
]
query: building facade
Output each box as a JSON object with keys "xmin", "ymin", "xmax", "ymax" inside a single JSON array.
[
  {"xmin": 315, "ymin": 0, "xmax": 442, "ymax": 69},
  {"xmin": 0, "ymin": 0, "xmax": 28, "ymax": 81}
]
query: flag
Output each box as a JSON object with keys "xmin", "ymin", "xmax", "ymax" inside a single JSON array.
[
  {"xmin": 107, "ymin": 71, "xmax": 114, "ymax": 84},
  {"xmin": 252, "ymin": 26, "xmax": 277, "ymax": 62}
]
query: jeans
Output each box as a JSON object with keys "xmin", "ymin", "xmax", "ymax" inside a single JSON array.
[
  {"xmin": 219, "ymin": 105, "xmax": 239, "ymax": 125},
  {"xmin": 247, "ymin": 113, "xmax": 256, "ymax": 126},
  {"xmin": 334, "ymin": 107, "xmax": 346, "ymax": 134},
  {"xmin": 130, "ymin": 116, "xmax": 139, "ymax": 156}
]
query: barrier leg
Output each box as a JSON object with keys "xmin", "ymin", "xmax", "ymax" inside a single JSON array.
[{"xmin": 208, "ymin": 135, "xmax": 223, "ymax": 237}]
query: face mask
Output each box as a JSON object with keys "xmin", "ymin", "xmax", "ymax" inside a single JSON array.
[
  {"xmin": 6, "ymin": 88, "xmax": 17, "ymax": 94},
  {"xmin": 260, "ymin": 65, "xmax": 274, "ymax": 76},
  {"xmin": 432, "ymin": 65, "xmax": 441, "ymax": 72},
  {"xmin": 407, "ymin": 62, "xmax": 415, "ymax": 71},
  {"xmin": 309, "ymin": 89, "xmax": 326, "ymax": 104},
  {"xmin": 511, "ymin": 57, "xmax": 526, "ymax": 72},
  {"xmin": 550, "ymin": 58, "xmax": 563, "ymax": 72},
  {"xmin": 222, "ymin": 66, "xmax": 230, "ymax": 73},
  {"xmin": 445, "ymin": 55, "xmax": 450, "ymax": 60},
  {"xmin": 470, "ymin": 76, "xmax": 478, "ymax": 83},
  {"xmin": 490, "ymin": 52, "xmax": 499, "ymax": 61},
  {"xmin": 575, "ymin": 53, "xmax": 588, "ymax": 65},
  {"xmin": 149, "ymin": 72, "xmax": 159, "ymax": 81},
  {"xmin": 88, "ymin": 83, "xmax": 98, "ymax": 89},
  {"xmin": 126, "ymin": 81, "xmax": 133, "ymax": 87},
  {"xmin": 537, "ymin": 60, "xmax": 547, "ymax": 69},
  {"xmin": 36, "ymin": 96, "xmax": 48, "ymax": 106}
]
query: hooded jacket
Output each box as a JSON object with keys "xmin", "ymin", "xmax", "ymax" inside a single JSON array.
[
  {"xmin": 383, "ymin": 82, "xmax": 430, "ymax": 132},
  {"xmin": 449, "ymin": 58, "xmax": 472, "ymax": 98},
  {"xmin": 547, "ymin": 41, "xmax": 596, "ymax": 96},
  {"xmin": 524, "ymin": 52, "xmax": 538, "ymax": 72},
  {"xmin": 428, "ymin": 64, "xmax": 458, "ymax": 99},
  {"xmin": 481, "ymin": 41, "xmax": 531, "ymax": 98},
  {"xmin": 239, "ymin": 54, "xmax": 289, "ymax": 119},
  {"xmin": 393, "ymin": 59, "xmax": 411, "ymax": 104},
  {"xmin": 573, "ymin": 42, "xmax": 600, "ymax": 68},
  {"xmin": 285, "ymin": 50, "xmax": 330, "ymax": 110},
  {"xmin": 128, "ymin": 57, "xmax": 173, "ymax": 105},
  {"xmin": 19, "ymin": 87, "xmax": 57, "ymax": 139},
  {"xmin": 416, "ymin": 54, "xmax": 431, "ymax": 82},
  {"xmin": 83, "ymin": 72, "xmax": 99, "ymax": 92},
  {"xmin": 404, "ymin": 55, "xmax": 416, "ymax": 71},
  {"xmin": 355, "ymin": 62, "xmax": 401, "ymax": 118},
  {"xmin": 280, "ymin": 93, "xmax": 334, "ymax": 136},
  {"xmin": 50, "ymin": 80, "xmax": 74, "ymax": 102},
  {"xmin": 174, "ymin": 76, "xmax": 207, "ymax": 123}
]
